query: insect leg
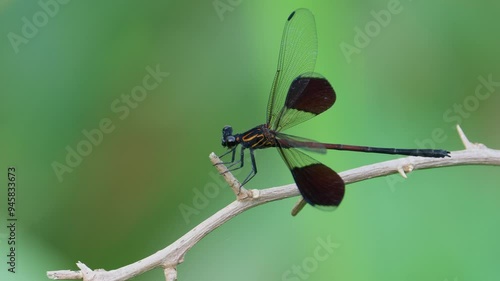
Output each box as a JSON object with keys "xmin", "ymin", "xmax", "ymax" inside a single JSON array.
[{"xmin": 240, "ymin": 148, "xmax": 257, "ymax": 186}]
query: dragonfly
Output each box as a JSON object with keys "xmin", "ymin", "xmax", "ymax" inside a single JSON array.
[{"xmin": 220, "ymin": 8, "xmax": 450, "ymax": 209}]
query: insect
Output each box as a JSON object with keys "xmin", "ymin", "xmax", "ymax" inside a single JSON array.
[{"xmin": 220, "ymin": 8, "xmax": 449, "ymax": 208}]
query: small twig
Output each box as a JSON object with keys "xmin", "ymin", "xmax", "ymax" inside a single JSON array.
[
  {"xmin": 291, "ymin": 198, "xmax": 307, "ymax": 216},
  {"xmin": 47, "ymin": 125, "xmax": 500, "ymax": 281},
  {"xmin": 164, "ymin": 267, "xmax": 177, "ymax": 281}
]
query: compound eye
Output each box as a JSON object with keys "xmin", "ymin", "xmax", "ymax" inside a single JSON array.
[{"xmin": 222, "ymin": 126, "xmax": 233, "ymax": 138}]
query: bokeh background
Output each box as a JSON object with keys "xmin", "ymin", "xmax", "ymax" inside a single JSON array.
[{"xmin": 1, "ymin": 1, "xmax": 499, "ymax": 280}]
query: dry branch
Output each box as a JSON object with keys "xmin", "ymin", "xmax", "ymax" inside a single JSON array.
[{"xmin": 47, "ymin": 125, "xmax": 500, "ymax": 281}]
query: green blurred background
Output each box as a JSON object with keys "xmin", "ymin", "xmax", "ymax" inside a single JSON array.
[{"xmin": 1, "ymin": 0, "xmax": 499, "ymax": 280}]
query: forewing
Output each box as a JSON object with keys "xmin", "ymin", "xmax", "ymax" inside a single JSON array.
[
  {"xmin": 266, "ymin": 9, "xmax": 318, "ymax": 128},
  {"xmin": 276, "ymin": 145, "xmax": 345, "ymax": 207},
  {"xmin": 274, "ymin": 73, "xmax": 336, "ymax": 131},
  {"xmin": 275, "ymin": 132, "xmax": 327, "ymax": 154}
]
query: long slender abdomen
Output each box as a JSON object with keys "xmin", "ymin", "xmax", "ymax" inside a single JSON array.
[
  {"xmin": 278, "ymin": 139, "xmax": 449, "ymax": 158},
  {"xmin": 322, "ymin": 143, "xmax": 450, "ymax": 158}
]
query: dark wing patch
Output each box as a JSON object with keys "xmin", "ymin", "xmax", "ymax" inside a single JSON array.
[
  {"xmin": 276, "ymin": 144, "xmax": 345, "ymax": 207},
  {"xmin": 273, "ymin": 74, "xmax": 335, "ymax": 131},
  {"xmin": 285, "ymin": 75, "xmax": 335, "ymax": 114},
  {"xmin": 291, "ymin": 163, "xmax": 345, "ymax": 206}
]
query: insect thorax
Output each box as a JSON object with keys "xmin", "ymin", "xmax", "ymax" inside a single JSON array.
[{"xmin": 239, "ymin": 124, "xmax": 277, "ymax": 149}]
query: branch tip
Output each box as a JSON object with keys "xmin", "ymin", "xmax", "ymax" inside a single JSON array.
[
  {"xmin": 47, "ymin": 270, "xmax": 83, "ymax": 280},
  {"xmin": 456, "ymin": 124, "xmax": 489, "ymax": 150},
  {"xmin": 291, "ymin": 198, "xmax": 307, "ymax": 216},
  {"xmin": 164, "ymin": 267, "xmax": 177, "ymax": 281},
  {"xmin": 397, "ymin": 167, "xmax": 407, "ymax": 178},
  {"xmin": 456, "ymin": 124, "xmax": 474, "ymax": 149},
  {"xmin": 76, "ymin": 262, "xmax": 91, "ymax": 274}
]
